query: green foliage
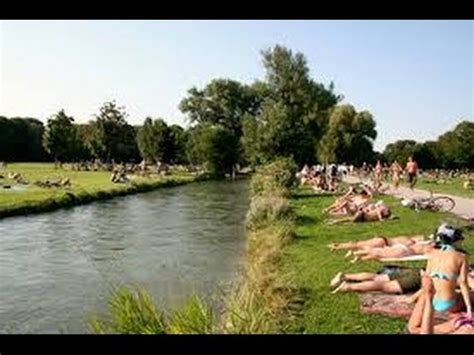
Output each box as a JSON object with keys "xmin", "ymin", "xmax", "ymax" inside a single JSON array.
[
  {"xmin": 186, "ymin": 124, "xmax": 238, "ymax": 177},
  {"xmin": 249, "ymin": 158, "xmax": 298, "ymax": 198},
  {"xmin": 383, "ymin": 121, "xmax": 474, "ymax": 169},
  {"xmin": 89, "ymin": 286, "xmax": 166, "ymax": 334},
  {"xmin": 88, "ymin": 101, "xmax": 139, "ymax": 162},
  {"xmin": 90, "ymin": 287, "xmax": 214, "ymax": 334},
  {"xmin": 318, "ymin": 105, "xmax": 377, "ymax": 165},
  {"xmin": 246, "ymin": 196, "xmax": 291, "ymax": 230},
  {"xmin": 242, "ymin": 45, "xmax": 341, "ymax": 166},
  {"xmin": 42, "ymin": 109, "xmax": 79, "ymax": 163},
  {"xmin": 166, "ymin": 295, "xmax": 215, "ymax": 334},
  {"xmin": 137, "ymin": 117, "xmax": 172, "ymax": 163},
  {"xmin": 168, "ymin": 124, "xmax": 189, "ymax": 164},
  {"xmin": 437, "ymin": 120, "xmax": 474, "ymax": 169},
  {"xmin": 383, "ymin": 139, "xmax": 417, "ymax": 166},
  {"xmin": 0, "ymin": 116, "xmax": 48, "ymax": 162}
]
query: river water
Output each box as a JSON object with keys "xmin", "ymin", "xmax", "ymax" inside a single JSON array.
[{"xmin": 0, "ymin": 179, "xmax": 249, "ymax": 333}]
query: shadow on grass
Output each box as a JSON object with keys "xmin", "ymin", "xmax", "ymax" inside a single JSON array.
[{"xmin": 292, "ymin": 192, "xmax": 341, "ymax": 200}]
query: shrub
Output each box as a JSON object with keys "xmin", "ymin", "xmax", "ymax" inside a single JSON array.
[{"xmin": 250, "ymin": 157, "xmax": 297, "ymax": 198}]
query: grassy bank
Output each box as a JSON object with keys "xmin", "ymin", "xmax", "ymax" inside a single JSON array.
[
  {"xmin": 0, "ymin": 163, "xmax": 204, "ymax": 219},
  {"xmin": 276, "ymin": 186, "xmax": 474, "ymax": 333},
  {"xmin": 415, "ymin": 177, "xmax": 474, "ymax": 199}
]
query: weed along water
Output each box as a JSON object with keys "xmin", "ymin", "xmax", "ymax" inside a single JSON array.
[{"xmin": 0, "ymin": 179, "xmax": 249, "ymax": 334}]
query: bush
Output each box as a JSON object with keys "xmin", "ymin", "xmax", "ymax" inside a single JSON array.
[
  {"xmin": 246, "ymin": 196, "xmax": 291, "ymax": 230},
  {"xmin": 250, "ymin": 157, "xmax": 298, "ymax": 198}
]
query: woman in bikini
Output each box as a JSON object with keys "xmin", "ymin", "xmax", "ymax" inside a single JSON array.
[{"xmin": 407, "ymin": 224, "xmax": 472, "ymax": 334}]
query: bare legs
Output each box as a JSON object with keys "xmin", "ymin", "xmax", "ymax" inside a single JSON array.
[
  {"xmin": 331, "ymin": 272, "xmax": 402, "ymax": 294},
  {"xmin": 407, "ymin": 276, "xmax": 435, "ymax": 334}
]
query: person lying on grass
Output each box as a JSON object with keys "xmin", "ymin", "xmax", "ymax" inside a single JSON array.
[
  {"xmin": 327, "ymin": 200, "xmax": 393, "ymax": 225},
  {"xmin": 342, "ymin": 238, "xmax": 435, "ymax": 263},
  {"xmin": 331, "ymin": 264, "xmax": 474, "ymax": 295},
  {"xmin": 323, "ymin": 186, "xmax": 373, "ymax": 216},
  {"xmin": 406, "ymin": 224, "xmax": 472, "ymax": 334},
  {"xmin": 328, "ymin": 234, "xmax": 433, "ymax": 252},
  {"xmin": 330, "ymin": 265, "xmax": 422, "ymax": 295}
]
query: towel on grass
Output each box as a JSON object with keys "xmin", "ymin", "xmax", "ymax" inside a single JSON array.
[
  {"xmin": 359, "ymin": 293, "xmax": 450, "ymax": 321},
  {"xmin": 379, "ymin": 255, "xmax": 428, "ymax": 262}
]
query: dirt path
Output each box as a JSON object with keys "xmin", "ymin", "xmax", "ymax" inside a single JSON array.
[{"xmin": 344, "ymin": 175, "xmax": 474, "ymax": 220}]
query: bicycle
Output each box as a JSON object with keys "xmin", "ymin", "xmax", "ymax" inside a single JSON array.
[{"xmin": 409, "ymin": 191, "xmax": 456, "ymax": 213}]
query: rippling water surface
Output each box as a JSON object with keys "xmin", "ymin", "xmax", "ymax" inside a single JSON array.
[{"xmin": 0, "ymin": 180, "xmax": 249, "ymax": 333}]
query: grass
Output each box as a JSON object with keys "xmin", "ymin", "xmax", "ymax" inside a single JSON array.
[
  {"xmin": 415, "ymin": 177, "xmax": 474, "ymax": 199},
  {"xmin": 0, "ymin": 163, "xmax": 202, "ymax": 218},
  {"xmin": 276, "ymin": 186, "xmax": 474, "ymax": 334},
  {"xmin": 89, "ymin": 286, "xmax": 215, "ymax": 334}
]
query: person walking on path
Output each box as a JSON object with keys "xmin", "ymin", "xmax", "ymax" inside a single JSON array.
[
  {"xmin": 405, "ymin": 156, "xmax": 418, "ymax": 190},
  {"xmin": 390, "ymin": 160, "xmax": 403, "ymax": 190}
]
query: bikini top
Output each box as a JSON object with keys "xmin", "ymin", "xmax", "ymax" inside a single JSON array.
[{"xmin": 429, "ymin": 244, "xmax": 459, "ymax": 281}]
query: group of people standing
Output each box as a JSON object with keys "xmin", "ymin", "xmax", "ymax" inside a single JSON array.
[{"xmin": 361, "ymin": 156, "xmax": 419, "ymax": 191}]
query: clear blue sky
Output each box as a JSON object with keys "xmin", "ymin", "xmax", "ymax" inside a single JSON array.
[{"xmin": 0, "ymin": 20, "xmax": 472, "ymax": 151}]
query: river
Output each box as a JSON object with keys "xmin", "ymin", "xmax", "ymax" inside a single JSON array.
[{"xmin": 0, "ymin": 179, "xmax": 249, "ymax": 333}]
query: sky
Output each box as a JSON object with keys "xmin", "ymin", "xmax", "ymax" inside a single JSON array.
[{"xmin": 0, "ymin": 20, "xmax": 472, "ymax": 151}]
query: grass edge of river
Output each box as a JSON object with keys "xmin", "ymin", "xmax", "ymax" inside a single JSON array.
[{"xmin": 0, "ymin": 174, "xmax": 208, "ymax": 220}]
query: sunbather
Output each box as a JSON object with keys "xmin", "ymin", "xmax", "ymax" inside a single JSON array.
[
  {"xmin": 327, "ymin": 200, "xmax": 392, "ymax": 224},
  {"xmin": 323, "ymin": 188, "xmax": 372, "ymax": 216},
  {"xmin": 330, "ymin": 266, "xmax": 422, "ymax": 295},
  {"xmin": 328, "ymin": 234, "xmax": 431, "ymax": 252},
  {"xmin": 345, "ymin": 239, "xmax": 435, "ymax": 263}
]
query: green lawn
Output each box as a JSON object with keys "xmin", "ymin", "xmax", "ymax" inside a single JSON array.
[
  {"xmin": 415, "ymin": 177, "xmax": 474, "ymax": 199},
  {"xmin": 278, "ymin": 187, "xmax": 474, "ymax": 334},
  {"xmin": 0, "ymin": 163, "xmax": 195, "ymax": 213}
]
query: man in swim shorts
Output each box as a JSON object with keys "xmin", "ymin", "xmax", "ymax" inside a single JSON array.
[{"xmin": 405, "ymin": 156, "xmax": 418, "ymax": 190}]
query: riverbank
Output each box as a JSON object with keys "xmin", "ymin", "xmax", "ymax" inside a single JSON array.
[
  {"xmin": 0, "ymin": 163, "xmax": 207, "ymax": 220},
  {"xmin": 274, "ymin": 186, "xmax": 474, "ymax": 333}
]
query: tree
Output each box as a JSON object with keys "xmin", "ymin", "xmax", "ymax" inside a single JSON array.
[
  {"xmin": 168, "ymin": 124, "xmax": 188, "ymax": 164},
  {"xmin": 88, "ymin": 101, "xmax": 138, "ymax": 162},
  {"xmin": 0, "ymin": 116, "xmax": 47, "ymax": 162},
  {"xmin": 317, "ymin": 105, "xmax": 377, "ymax": 165},
  {"xmin": 137, "ymin": 118, "xmax": 172, "ymax": 163},
  {"xmin": 437, "ymin": 121, "xmax": 474, "ymax": 169},
  {"xmin": 42, "ymin": 110, "xmax": 79, "ymax": 163},
  {"xmin": 383, "ymin": 140, "xmax": 418, "ymax": 166},
  {"xmin": 242, "ymin": 45, "xmax": 341, "ymax": 166},
  {"xmin": 179, "ymin": 78, "xmax": 260, "ymax": 171},
  {"xmin": 186, "ymin": 124, "xmax": 237, "ymax": 178}
]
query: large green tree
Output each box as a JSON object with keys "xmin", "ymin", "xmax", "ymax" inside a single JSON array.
[
  {"xmin": 137, "ymin": 118, "xmax": 172, "ymax": 163},
  {"xmin": 242, "ymin": 45, "xmax": 341, "ymax": 166},
  {"xmin": 437, "ymin": 120, "xmax": 474, "ymax": 169},
  {"xmin": 318, "ymin": 105, "xmax": 377, "ymax": 165},
  {"xmin": 43, "ymin": 109, "xmax": 79, "ymax": 163},
  {"xmin": 88, "ymin": 101, "xmax": 139, "ymax": 162},
  {"xmin": 186, "ymin": 124, "xmax": 237, "ymax": 177},
  {"xmin": 0, "ymin": 117, "xmax": 47, "ymax": 162}
]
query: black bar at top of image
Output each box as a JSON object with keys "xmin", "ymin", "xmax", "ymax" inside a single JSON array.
[{"xmin": 0, "ymin": 2, "xmax": 473, "ymax": 20}]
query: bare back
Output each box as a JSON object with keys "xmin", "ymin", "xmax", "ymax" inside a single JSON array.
[{"xmin": 426, "ymin": 248, "xmax": 466, "ymax": 301}]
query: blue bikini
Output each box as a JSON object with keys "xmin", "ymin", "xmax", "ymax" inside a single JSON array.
[{"xmin": 429, "ymin": 244, "xmax": 460, "ymax": 312}]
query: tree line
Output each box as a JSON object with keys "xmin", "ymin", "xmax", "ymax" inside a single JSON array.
[
  {"xmin": 383, "ymin": 120, "xmax": 474, "ymax": 169},
  {"xmin": 1, "ymin": 45, "xmax": 471, "ymax": 174}
]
